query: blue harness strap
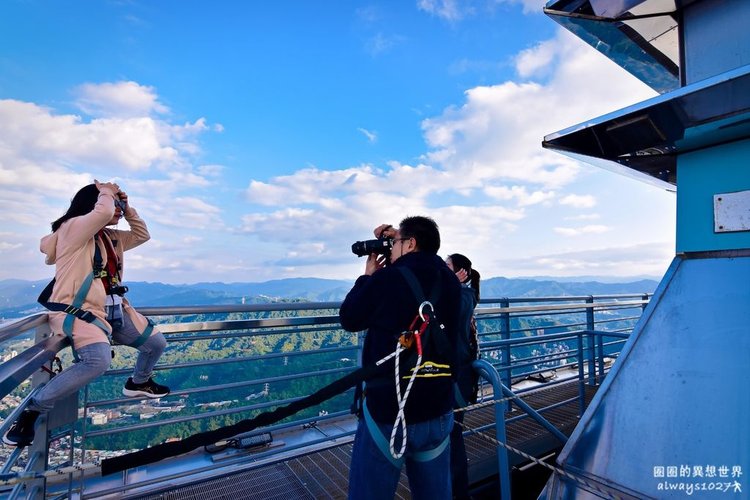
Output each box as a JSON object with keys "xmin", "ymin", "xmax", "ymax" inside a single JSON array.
[
  {"xmin": 59, "ymin": 272, "xmax": 110, "ymax": 361},
  {"xmin": 128, "ymin": 318, "xmax": 155, "ymax": 348},
  {"xmin": 362, "ymin": 398, "xmax": 450, "ymax": 467},
  {"xmin": 363, "ymin": 399, "xmax": 404, "ymax": 468},
  {"xmin": 411, "ymin": 432, "xmax": 450, "ymax": 463},
  {"xmin": 454, "ymin": 383, "xmax": 468, "ymax": 408}
]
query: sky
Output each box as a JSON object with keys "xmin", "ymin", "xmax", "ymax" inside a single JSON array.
[{"xmin": 0, "ymin": 0, "xmax": 676, "ymax": 285}]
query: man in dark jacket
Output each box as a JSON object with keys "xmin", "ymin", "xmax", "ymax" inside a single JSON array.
[{"xmin": 340, "ymin": 216, "xmax": 461, "ymax": 500}]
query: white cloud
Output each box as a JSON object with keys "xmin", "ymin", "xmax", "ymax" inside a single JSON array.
[
  {"xmin": 515, "ymin": 39, "xmax": 557, "ymax": 78},
  {"xmin": 0, "ymin": 241, "xmax": 23, "ymax": 251},
  {"xmin": 417, "ymin": 0, "xmax": 471, "ymax": 21},
  {"xmin": 0, "ymin": 98, "xmax": 210, "ymax": 173},
  {"xmin": 496, "ymin": 242, "xmax": 673, "ymax": 278},
  {"xmin": 365, "ymin": 33, "xmax": 405, "ymax": 56},
  {"xmin": 494, "ymin": 0, "xmax": 548, "ymax": 15},
  {"xmin": 484, "ymin": 185, "xmax": 555, "ymax": 206},
  {"xmin": 565, "ymin": 213, "xmax": 601, "ymax": 221},
  {"xmin": 197, "ymin": 164, "xmax": 224, "ymax": 177},
  {"xmin": 75, "ymin": 81, "xmax": 169, "ymax": 118},
  {"xmin": 357, "ymin": 127, "xmax": 378, "ymax": 143},
  {"xmin": 420, "ymin": 33, "xmax": 658, "ymax": 193},
  {"xmin": 142, "ymin": 196, "xmax": 223, "ymax": 231},
  {"xmin": 553, "ymin": 224, "xmax": 610, "ymax": 237},
  {"xmin": 559, "ymin": 194, "xmax": 596, "ymax": 208}
]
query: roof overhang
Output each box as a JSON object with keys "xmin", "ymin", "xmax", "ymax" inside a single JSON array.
[
  {"xmin": 543, "ymin": 63, "xmax": 750, "ymax": 191},
  {"xmin": 544, "ymin": 0, "xmax": 693, "ymax": 93}
]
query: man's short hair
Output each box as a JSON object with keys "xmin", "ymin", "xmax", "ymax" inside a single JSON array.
[{"xmin": 399, "ymin": 216, "xmax": 441, "ymax": 254}]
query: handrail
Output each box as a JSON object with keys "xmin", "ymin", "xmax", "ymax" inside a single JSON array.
[
  {"xmin": 156, "ymin": 314, "xmax": 340, "ymax": 333},
  {"xmin": 477, "ymin": 299, "xmax": 647, "ymax": 315},
  {"xmin": 0, "ymin": 336, "xmax": 68, "ymax": 400},
  {"xmin": 137, "ymin": 302, "xmax": 343, "ymax": 316},
  {"xmin": 478, "ymin": 293, "xmax": 651, "ymax": 304},
  {"xmin": 0, "ymin": 313, "xmax": 48, "ymax": 344}
]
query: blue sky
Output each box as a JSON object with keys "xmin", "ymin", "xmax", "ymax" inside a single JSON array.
[{"xmin": 0, "ymin": 0, "xmax": 675, "ymax": 284}]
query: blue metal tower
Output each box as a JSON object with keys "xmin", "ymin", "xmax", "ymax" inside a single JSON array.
[{"xmin": 540, "ymin": 0, "xmax": 750, "ymax": 497}]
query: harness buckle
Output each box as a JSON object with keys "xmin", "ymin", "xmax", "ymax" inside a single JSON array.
[
  {"xmin": 418, "ymin": 301, "xmax": 433, "ymax": 322},
  {"xmin": 398, "ymin": 330, "xmax": 415, "ymax": 349},
  {"xmin": 63, "ymin": 305, "xmax": 80, "ymax": 315},
  {"xmin": 78, "ymin": 310, "xmax": 96, "ymax": 322}
]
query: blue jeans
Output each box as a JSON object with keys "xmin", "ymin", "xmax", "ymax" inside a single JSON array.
[
  {"xmin": 29, "ymin": 342, "xmax": 112, "ymax": 413},
  {"xmin": 111, "ymin": 312, "xmax": 167, "ymax": 384},
  {"xmin": 348, "ymin": 411, "xmax": 453, "ymax": 500}
]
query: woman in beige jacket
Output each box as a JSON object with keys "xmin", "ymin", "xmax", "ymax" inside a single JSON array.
[{"xmin": 4, "ymin": 181, "xmax": 169, "ymax": 447}]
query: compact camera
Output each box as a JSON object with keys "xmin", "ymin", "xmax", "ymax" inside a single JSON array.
[
  {"xmin": 110, "ymin": 285, "xmax": 129, "ymax": 296},
  {"xmin": 351, "ymin": 236, "xmax": 393, "ymax": 260},
  {"xmin": 115, "ymin": 197, "xmax": 127, "ymax": 213}
]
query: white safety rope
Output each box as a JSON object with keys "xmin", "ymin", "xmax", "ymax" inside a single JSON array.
[
  {"xmin": 389, "ymin": 340, "xmax": 422, "ymax": 459},
  {"xmin": 373, "ymin": 300, "xmax": 432, "ymax": 460}
]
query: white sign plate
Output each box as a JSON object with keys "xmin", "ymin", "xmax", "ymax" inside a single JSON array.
[{"xmin": 714, "ymin": 190, "xmax": 750, "ymax": 233}]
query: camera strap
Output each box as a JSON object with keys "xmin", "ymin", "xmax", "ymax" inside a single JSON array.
[{"xmin": 97, "ymin": 230, "xmax": 122, "ymax": 293}]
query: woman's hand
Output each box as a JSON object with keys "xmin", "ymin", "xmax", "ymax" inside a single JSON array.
[
  {"xmin": 456, "ymin": 268, "xmax": 468, "ymax": 283},
  {"xmin": 95, "ymin": 179, "xmax": 120, "ymax": 195}
]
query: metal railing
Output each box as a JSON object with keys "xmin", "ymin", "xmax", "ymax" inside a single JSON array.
[{"xmin": 0, "ymin": 293, "xmax": 649, "ymax": 498}]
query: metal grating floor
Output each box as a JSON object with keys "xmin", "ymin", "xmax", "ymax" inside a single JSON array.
[
  {"xmin": 136, "ymin": 380, "xmax": 595, "ymax": 500},
  {"xmin": 137, "ymin": 444, "xmax": 411, "ymax": 500}
]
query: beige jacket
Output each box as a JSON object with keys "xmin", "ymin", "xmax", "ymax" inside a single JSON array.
[{"xmin": 40, "ymin": 186, "xmax": 153, "ymax": 349}]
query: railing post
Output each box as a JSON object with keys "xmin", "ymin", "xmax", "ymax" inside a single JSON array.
[
  {"xmin": 585, "ymin": 297, "xmax": 596, "ymax": 386},
  {"xmin": 577, "ymin": 333, "xmax": 586, "ymax": 416},
  {"xmin": 641, "ymin": 293, "xmax": 649, "ymax": 311},
  {"xmin": 472, "ymin": 360, "xmax": 511, "ymax": 500},
  {"xmin": 499, "ymin": 298, "xmax": 511, "ymax": 391},
  {"xmin": 597, "ymin": 332, "xmax": 605, "ymax": 383},
  {"xmin": 27, "ymin": 322, "xmax": 53, "ymax": 500}
]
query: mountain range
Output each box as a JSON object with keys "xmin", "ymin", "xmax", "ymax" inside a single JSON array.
[{"xmin": 0, "ymin": 276, "xmax": 659, "ymax": 321}]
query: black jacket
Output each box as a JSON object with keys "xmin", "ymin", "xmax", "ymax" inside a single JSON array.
[{"xmin": 340, "ymin": 251, "xmax": 461, "ymax": 423}]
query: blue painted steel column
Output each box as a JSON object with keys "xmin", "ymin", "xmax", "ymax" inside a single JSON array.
[
  {"xmin": 499, "ymin": 298, "xmax": 511, "ymax": 390},
  {"xmin": 596, "ymin": 333, "xmax": 605, "ymax": 382},
  {"xmin": 577, "ymin": 333, "xmax": 586, "ymax": 416},
  {"xmin": 585, "ymin": 297, "xmax": 596, "ymax": 386},
  {"xmin": 472, "ymin": 359, "xmax": 511, "ymax": 500}
]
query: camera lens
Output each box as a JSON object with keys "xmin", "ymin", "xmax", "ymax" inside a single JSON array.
[{"xmin": 351, "ymin": 238, "xmax": 393, "ymax": 257}]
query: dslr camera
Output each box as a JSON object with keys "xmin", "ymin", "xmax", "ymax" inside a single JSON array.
[{"xmin": 351, "ymin": 236, "xmax": 393, "ymax": 261}]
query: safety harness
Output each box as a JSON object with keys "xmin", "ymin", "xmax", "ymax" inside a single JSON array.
[
  {"xmin": 37, "ymin": 232, "xmax": 153, "ymax": 359},
  {"xmin": 362, "ymin": 267, "xmax": 451, "ymax": 465}
]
